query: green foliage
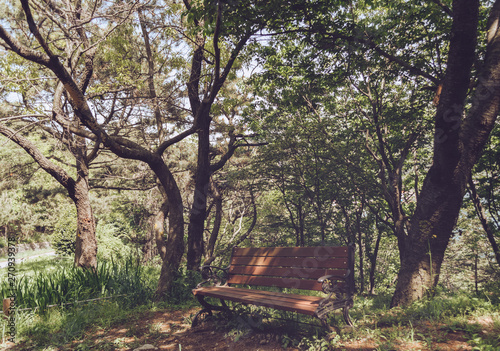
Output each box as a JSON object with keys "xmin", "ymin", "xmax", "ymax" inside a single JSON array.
[
  {"xmin": 481, "ymin": 279, "xmax": 500, "ymax": 305},
  {"xmin": 11, "ymin": 300, "xmax": 142, "ymax": 349},
  {"xmin": 298, "ymin": 334, "xmax": 341, "ymax": 351},
  {"xmin": 51, "ymin": 207, "xmax": 77, "ymax": 257},
  {"xmin": 168, "ymin": 269, "xmax": 202, "ymax": 305},
  {"xmin": 96, "ymin": 222, "xmax": 139, "ymax": 262},
  {"xmin": 0, "ymin": 134, "xmax": 73, "ymax": 243},
  {"xmin": 403, "ymin": 292, "xmax": 495, "ymax": 321}
]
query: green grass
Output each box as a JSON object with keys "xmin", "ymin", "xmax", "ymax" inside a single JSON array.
[
  {"xmin": 194, "ymin": 289, "xmax": 500, "ymax": 351},
  {"xmin": 0, "ymin": 255, "xmax": 204, "ymax": 350},
  {"xmin": 5, "ymin": 300, "xmax": 161, "ymax": 349},
  {"xmin": 1, "ymin": 256, "xmax": 158, "ymax": 310},
  {"xmin": 2, "ymin": 258, "xmax": 499, "ymax": 351}
]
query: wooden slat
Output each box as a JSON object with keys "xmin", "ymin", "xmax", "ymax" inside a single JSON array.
[
  {"xmin": 233, "ymin": 246, "xmax": 348, "ymax": 258},
  {"xmin": 212, "ymin": 287, "xmax": 325, "ymax": 303},
  {"xmin": 230, "ymin": 256, "xmax": 347, "ymax": 269},
  {"xmin": 194, "ymin": 286, "xmax": 323, "ymax": 302},
  {"xmin": 227, "ymin": 275, "xmax": 346, "ymax": 291},
  {"xmin": 193, "ymin": 286, "xmax": 322, "ymax": 315},
  {"xmin": 227, "ymin": 275, "xmax": 349, "ymax": 291},
  {"xmin": 228, "ymin": 266, "xmax": 347, "ymax": 280}
]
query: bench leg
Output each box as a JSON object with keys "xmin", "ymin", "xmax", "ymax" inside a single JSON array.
[
  {"xmin": 343, "ymin": 300, "xmax": 354, "ymax": 327},
  {"xmin": 192, "ymin": 307, "xmax": 213, "ymax": 327},
  {"xmin": 191, "ymin": 295, "xmax": 229, "ymax": 327},
  {"xmin": 316, "ymin": 298, "xmax": 354, "ymax": 331}
]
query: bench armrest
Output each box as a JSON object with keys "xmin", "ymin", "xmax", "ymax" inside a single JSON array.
[
  {"xmin": 196, "ymin": 265, "xmax": 230, "ymax": 288},
  {"xmin": 317, "ymin": 270, "xmax": 352, "ymax": 297},
  {"xmin": 317, "ymin": 269, "xmax": 351, "ymax": 284}
]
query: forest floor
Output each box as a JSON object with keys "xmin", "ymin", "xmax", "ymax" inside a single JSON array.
[{"xmin": 6, "ymin": 305, "xmax": 492, "ymax": 350}]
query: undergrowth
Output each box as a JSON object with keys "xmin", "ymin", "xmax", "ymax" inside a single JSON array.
[
  {"xmin": 0, "ymin": 256, "xmax": 198, "ymax": 349},
  {"xmin": 192, "ymin": 289, "xmax": 500, "ymax": 351},
  {"xmin": 2, "ymin": 259, "xmax": 499, "ymax": 350}
]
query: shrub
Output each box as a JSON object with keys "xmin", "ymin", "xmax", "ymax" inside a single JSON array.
[
  {"xmin": 51, "ymin": 207, "xmax": 77, "ymax": 256},
  {"xmin": 168, "ymin": 269, "xmax": 201, "ymax": 305},
  {"xmin": 51, "ymin": 227, "xmax": 76, "ymax": 256},
  {"xmin": 96, "ymin": 222, "xmax": 139, "ymax": 262}
]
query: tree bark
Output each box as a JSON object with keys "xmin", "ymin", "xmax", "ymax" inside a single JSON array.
[
  {"xmin": 368, "ymin": 224, "xmax": 382, "ymax": 295},
  {"xmin": 149, "ymin": 157, "xmax": 185, "ymax": 299},
  {"xmin": 73, "ymin": 138, "xmax": 97, "ymax": 269},
  {"xmin": 205, "ymin": 180, "xmax": 223, "ymax": 261},
  {"xmin": 391, "ymin": 0, "xmax": 500, "ymax": 306},
  {"xmin": 186, "ymin": 109, "xmax": 211, "ymax": 270}
]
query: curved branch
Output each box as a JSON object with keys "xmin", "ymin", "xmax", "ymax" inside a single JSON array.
[
  {"xmin": 20, "ymin": 0, "xmax": 56, "ymax": 57},
  {"xmin": 0, "ymin": 25, "xmax": 50, "ymax": 66},
  {"xmin": 0, "ymin": 123, "xmax": 76, "ymax": 193}
]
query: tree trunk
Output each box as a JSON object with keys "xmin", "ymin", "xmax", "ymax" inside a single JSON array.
[
  {"xmin": 186, "ymin": 112, "xmax": 211, "ymax": 270},
  {"xmin": 73, "ymin": 137, "xmax": 97, "ymax": 269},
  {"xmin": 206, "ymin": 180, "xmax": 222, "ymax": 261},
  {"xmin": 392, "ymin": 0, "xmax": 500, "ymax": 306},
  {"xmin": 73, "ymin": 181, "xmax": 97, "ymax": 269},
  {"xmin": 355, "ymin": 207, "xmax": 365, "ymax": 293},
  {"xmin": 298, "ymin": 200, "xmax": 305, "ymax": 246},
  {"xmin": 151, "ymin": 158, "xmax": 185, "ymax": 299},
  {"xmin": 391, "ymin": 184, "xmax": 461, "ymax": 305},
  {"xmin": 368, "ymin": 222, "xmax": 382, "ymax": 295},
  {"xmin": 0, "ymin": 124, "xmax": 98, "ymax": 269}
]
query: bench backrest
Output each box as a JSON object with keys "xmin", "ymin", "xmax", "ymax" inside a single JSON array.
[{"xmin": 227, "ymin": 246, "xmax": 354, "ymax": 292}]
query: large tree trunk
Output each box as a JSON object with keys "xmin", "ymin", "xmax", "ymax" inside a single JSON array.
[
  {"xmin": 73, "ymin": 137, "xmax": 97, "ymax": 269},
  {"xmin": 186, "ymin": 112, "xmax": 210, "ymax": 270},
  {"xmin": 151, "ymin": 158, "xmax": 185, "ymax": 299},
  {"xmin": 391, "ymin": 178, "xmax": 463, "ymax": 305},
  {"xmin": 392, "ymin": 0, "xmax": 500, "ymax": 306},
  {"xmin": 73, "ymin": 178, "xmax": 98, "ymax": 269}
]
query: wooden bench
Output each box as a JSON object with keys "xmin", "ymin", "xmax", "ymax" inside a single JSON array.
[{"xmin": 191, "ymin": 245, "xmax": 355, "ymax": 330}]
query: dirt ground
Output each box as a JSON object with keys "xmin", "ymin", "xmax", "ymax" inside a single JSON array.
[{"xmin": 4, "ymin": 307, "xmax": 479, "ymax": 351}]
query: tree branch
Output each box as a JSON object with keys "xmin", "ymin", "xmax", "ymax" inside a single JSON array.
[
  {"xmin": 0, "ymin": 25, "xmax": 50, "ymax": 66},
  {"xmin": 0, "ymin": 122, "xmax": 76, "ymax": 192},
  {"xmin": 431, "ymin": 0, "xmax": 453, "ymax": 16}
]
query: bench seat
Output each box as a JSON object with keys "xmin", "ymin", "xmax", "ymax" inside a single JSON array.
[{"xmin": 193, "ymin": 286, "xmax": 324, "ymax": 316}]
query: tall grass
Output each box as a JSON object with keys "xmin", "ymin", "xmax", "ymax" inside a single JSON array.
[
  {"xmin": 1, "ymin": 257, "xmax": 163, "ymax": 348},
  {"xmin": 1, "ymin": 257, "xmax": 158, "ymax": 311}
]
